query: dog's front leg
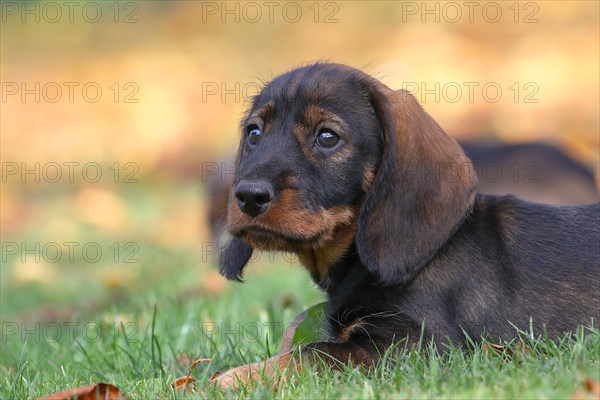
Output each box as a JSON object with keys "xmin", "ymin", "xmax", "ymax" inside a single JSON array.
[
  {"xmin": 206, "ymin": 350, "xmax": 298, "ymax": 392},
  {"xmin": 206, "ymin": 341, "xmax": 379, "ymax": 391}
]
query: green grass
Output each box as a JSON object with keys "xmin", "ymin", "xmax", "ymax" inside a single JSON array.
[
  {"xmin": 1, "ymin": 183, "xmax": 598, "ymax": 399},
  {"xmin": 2, "ymin": 255, "xmax": 599, "ymax": 399}
]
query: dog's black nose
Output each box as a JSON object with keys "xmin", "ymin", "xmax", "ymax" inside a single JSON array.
[{"xmin": 235, "ymin": 180, "xmax": 273, "ymax": 217}]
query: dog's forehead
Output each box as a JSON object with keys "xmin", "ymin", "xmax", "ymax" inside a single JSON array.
[
  {"xmin": 249, "ymin": 65, "xmax": 370, "ymax": 121},
  {"xmin": 278, "ymin": 65, "xmax": 362, "ymax": 100}
]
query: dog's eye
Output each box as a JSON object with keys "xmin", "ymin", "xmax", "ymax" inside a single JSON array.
[
  {"xmin": 316, "ymin": 129, "xmax": 339, "ymax": 148},
  {"xmin": 246, "ymin": 126, "xmax": 262, "ymax": 147}
]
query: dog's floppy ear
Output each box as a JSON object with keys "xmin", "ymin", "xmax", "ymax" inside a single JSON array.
[
  {"xmin": 356, "ymin": 85, "xmax": 476, "ymax": 286},
  {"xmin": 219, "ymin": 233, "xmax": 253, "ymax": 281}
]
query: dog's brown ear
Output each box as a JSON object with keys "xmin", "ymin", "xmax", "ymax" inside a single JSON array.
[
  {"xmin": 219, "ymin": 234, "xmax": 253, "ymax": 281},
  {"xmin": 356, "ymin": 86, "xmax": 476, "ymax": 286}
]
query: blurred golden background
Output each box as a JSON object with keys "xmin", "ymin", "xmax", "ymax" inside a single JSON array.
[{"xmin": 1, "ymin": 1, "xmax": 598, "ymax": 319}]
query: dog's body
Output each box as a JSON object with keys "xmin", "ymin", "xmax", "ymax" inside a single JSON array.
[
  {"xmin": 211, "ymin": 63, "xmax": 599, "ymax": 388},
  {"xmin": 324, "ymin": 196, "xmax": 598, "ymax": 349}
]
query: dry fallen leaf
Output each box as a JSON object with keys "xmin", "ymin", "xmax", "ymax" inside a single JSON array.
[
  {"xmin": 171, "ymin": 376, "xmax": 196, "ymax": 394},
  {"xmin": 170, "ymin": 357, "xmax": 212, "ymax": 394},
  {"xmin": 572, "ymin": 378, "xmax": 600, "ymax": 400},
  {"xmin": 482, "ymin": 342, "xmax": 507, "ymax": 356},
  {"xmin": 36, "ymin": 383, "xmax": 126, "ymax": 400},
  {"xmin": 586, "ymin": 379, "xmax": 600, "ymax": 395},
  {"xmin": 482, "ymin": 341, "xmax": 531, "ymax": 360}
]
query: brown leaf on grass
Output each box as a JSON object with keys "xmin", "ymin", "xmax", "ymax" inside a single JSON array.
[
  {"xmin": 482, "ymin": 341, "xmax": 531, "ymax": 360},
  {"xmin": 170, "ymin": 357, "xmax": 212, "ymax": 394},
  {"xmin": 36, "ymin": 383, "xmax": 126, "ymax": 400},
  {"xmin": 171, "ymin": 376, "xmax": 196, "ymax": 394},
  {"xmin": 572, "ymin": 379, "xmax": 600, "ymax": 400},
  {"xmin": 586, "ymin": 379, "xmax": 600, "ymax": 395},
  {"xmin": 482, "ymin": 342, "xmax": 507, "ymax": 356}
]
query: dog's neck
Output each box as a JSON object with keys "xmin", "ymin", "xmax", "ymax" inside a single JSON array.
[
  {"xmin": 296, "ymin": 219, "xmax": 357, "ymax": 285},
  {"xmin": 303, "ymin": 242, "xmax": 367, "ymax": 291},
  {"xmin": 320, "ymin": 243, "xmax": 372, "ymax": 305}
]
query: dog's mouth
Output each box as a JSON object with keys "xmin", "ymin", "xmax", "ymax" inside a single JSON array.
[
  {"xmin": 228, "ymin": 201, "xmax": 359, "ymax": 282},
  {"xmin": 227, "ymin": 199, "xmax": 357, "ymax": 253},
  {"xmin": 225, "ymin": 180, "xmax": 360, "ymax": 254},
  {"xmin": 230, "ymin": 222, "xmax": 329, "ymax": 251}
]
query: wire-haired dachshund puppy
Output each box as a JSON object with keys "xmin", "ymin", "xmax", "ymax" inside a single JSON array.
[{"xmin": 210, "ymin": 63, "xmax": 600, "ymax": 389}]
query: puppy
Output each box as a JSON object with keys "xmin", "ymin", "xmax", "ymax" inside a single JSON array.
[{"xmin": 211, "ymin": 63, "xmax": 599, "ymax": 388}]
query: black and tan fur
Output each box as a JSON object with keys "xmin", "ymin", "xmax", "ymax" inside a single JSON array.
[{"xmin": 209, "ymin": 63, "xmax": 600, "ymax": 389}]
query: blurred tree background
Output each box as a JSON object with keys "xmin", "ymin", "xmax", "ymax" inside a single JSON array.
[{"xmin": 1, "ymin": 1, "xmax": 598, "ymax": 321}]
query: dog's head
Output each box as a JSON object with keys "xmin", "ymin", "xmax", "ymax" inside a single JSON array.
[{"xmin": 220, "ymin": 63, "xmax": 476, "ymax": 286}]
